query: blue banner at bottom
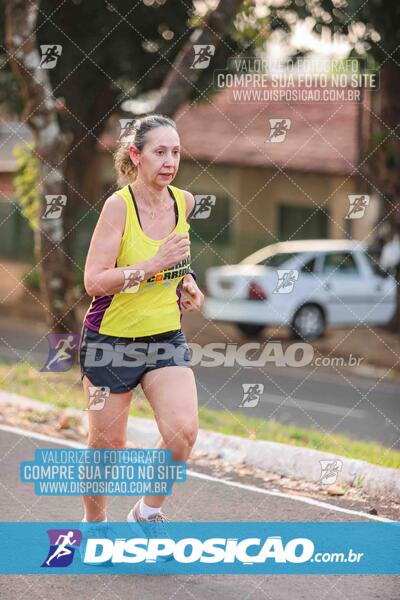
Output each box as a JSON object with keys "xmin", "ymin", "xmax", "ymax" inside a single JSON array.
[{"xmin": 0, "ymin": 522, "xmax": 398, "ymax": 574}]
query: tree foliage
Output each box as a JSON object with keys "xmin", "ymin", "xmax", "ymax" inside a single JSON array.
[
  {"xmin": 2, "ymin": 0, "xmax": 400, "ymax": 330},
  {"xmin": 12, "ymin": 144, "xmax": 40, "ymax": 229}
]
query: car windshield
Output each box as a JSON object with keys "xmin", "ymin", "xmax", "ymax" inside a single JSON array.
[{"xmin": 254, "ymin": 252, "xmax": 299, "ymax": 268}]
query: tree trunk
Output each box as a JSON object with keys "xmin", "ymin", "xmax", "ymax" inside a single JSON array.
[
  {"xmin": 61, "ymin": 79, "xmax": 118, "ymax": 262},
  {"xmin": 5, "ymin": 0, "xmax": 77, "ymax": 333},
  {"xmin": 154, "ymin": 0, "xmax": 244, "ymax": 116}
]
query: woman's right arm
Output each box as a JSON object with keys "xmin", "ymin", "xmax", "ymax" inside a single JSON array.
[{"xmin": 83, "ymin": 194, "xmax": 159, "ymax": 297}]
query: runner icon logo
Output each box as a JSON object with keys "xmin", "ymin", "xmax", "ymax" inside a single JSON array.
[
  {"xmin": 239, "ymin": 383, "xmax": 264, "ymax": 408},
  {"xmin": 39, "ymin": 45, "xmax": 62, "ymax": 69},
  {"xmin": 190, "ymin": 45, "xmax": 215, "ymax": 69},
  {"xmin": 121, "ymin": 268, "xmax": 145, "ymax": 293},
  {"xmin": 42, "ymin": 195, "xmax": 67, "ymax": 220},
  {"xmin": 273, "ymin": 270, "xmax": 299, "ymax": 294},
  {"xmin": 191, "ymin": 195, "xmax": 216, "ymax": 219},
  {"xmin": 319, "ymin": 460, "xmax": 343, "ymax": 485},
  {"xmin": 41, "ymin": 529, "xmax": 82, "ymax": 568},
  {"xmin": 118, "ymin": 119, "xmax": 138, "ymax": 144},
  {"xmin": 266, "ymin": 119, "xmax": 291, "ymax": 143},
  {"xmin": 41, "ymin": 333, "xmax": 80, "ymax": 372},
  {"xmin": 87, "ymin": 386, "xmax": 110, "ymax": 411},
  {"xmin": 345, "ymin": 195, "xmax": 370, "ymax": 219}
]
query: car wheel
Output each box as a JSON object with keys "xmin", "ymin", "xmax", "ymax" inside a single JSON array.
[
  {"xmin": 237, "ymin": 323, "xmax": 265, "ymax": 337},
  {"xmin": 292, "ymin": 304, "xmax": 325, "ymax": 340}
]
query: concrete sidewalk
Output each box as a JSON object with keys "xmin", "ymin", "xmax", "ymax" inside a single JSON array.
[{"xmin": 1, "ymin": 390, "xmax": 399, "ymax": 505}]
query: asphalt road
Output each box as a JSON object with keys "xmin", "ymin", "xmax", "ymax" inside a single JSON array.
[
  {"xmin": 0, "ymin": 427, "xmax": 399, "ymax": 600},
  {"xmin": 194, "ymin": 363, "xmax": 400, "ymax": 449},
  {"xmin": 0, "ymin": 316, "xmax": 399, "ymax": 449}
]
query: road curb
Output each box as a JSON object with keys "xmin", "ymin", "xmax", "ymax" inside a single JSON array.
[
  {"xmin": 123, "ymin": 415, "xmax": 400, "ymax": 502},
  {"xmin": 1, "ymin": 390, "xmax": 399, "ymax": 502}
]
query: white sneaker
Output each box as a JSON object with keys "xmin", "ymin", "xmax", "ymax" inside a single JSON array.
[
  {"xmin": 79, "ymin": 520, "xmax": 114, "ymax": 567},
  {"xmin": 127, "ymin": 501, "xmax": 173, "ymax": 562}
]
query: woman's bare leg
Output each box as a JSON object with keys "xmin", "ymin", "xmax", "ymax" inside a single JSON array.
[
  {"xmin": 138, "ymin": 366, "xmax": 198, "ymax": 509},
  {"xmin": 82, "ymin": 375, "xmax": 133, "ymax": 521}
]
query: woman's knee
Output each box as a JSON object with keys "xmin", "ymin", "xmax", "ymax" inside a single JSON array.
[
  {"xmin": 166, "ymin": 422, "xmax": 198, "ymax": 455},
  {"xmin": 185, "ymin": 423, "xmax": 198, "ymax": 448}
]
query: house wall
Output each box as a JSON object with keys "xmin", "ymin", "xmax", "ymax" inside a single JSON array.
[
  {"xmin": 236, "ymin": 167, "xmax": 358, "ymax": 239},
  {"xmin": 177, "ymin": 161, "xmax": 375, "ymax": 241}
]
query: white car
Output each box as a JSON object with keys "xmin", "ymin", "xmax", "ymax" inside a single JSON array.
[{"xmin": 203, "ymin": 240, "xmax": 396, "ymax": 339}]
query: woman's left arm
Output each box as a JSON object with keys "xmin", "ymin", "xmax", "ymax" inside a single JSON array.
[
  {"xmin": 183, "ymin": 190, "xmax": 196, "ymax": 220},
  {"xmin": 181, "ymin": 190, "xmax": 204, "ymax": 311}
]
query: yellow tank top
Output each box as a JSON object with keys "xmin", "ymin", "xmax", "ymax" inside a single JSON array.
[{"xmin": 84, "ymin": 184, "xmax": 191, "ymax": 337}]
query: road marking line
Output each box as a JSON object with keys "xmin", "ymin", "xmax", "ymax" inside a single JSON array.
[
  {"xmin": 0, "ymin": 424, "xmax": 85, "ymax": 447},
  {"xmin": 261, "ymin": 393, "xmax": 365, "ymax": 418},
  {"xmin": 186, "ymin": 470, "xmax": 393, "ymax": 522},
  {"xmin": 0, "ymin": 424, "xmax": 393, "ymax": 523}
]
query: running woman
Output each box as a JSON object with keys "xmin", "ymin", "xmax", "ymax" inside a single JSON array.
[{"xmin": 79, "ymin": 114, "xmax": 204, "ymax": 528}]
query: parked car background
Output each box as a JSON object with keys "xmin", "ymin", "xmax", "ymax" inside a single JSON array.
[{"xmin": 203, "ymin": 240, "xmax": 396, "ymax": 339}]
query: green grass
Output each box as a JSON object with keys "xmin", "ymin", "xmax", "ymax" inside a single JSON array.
[{"xmin": 1, "ymin": 361, "xmax": 399, "ymax": 470}]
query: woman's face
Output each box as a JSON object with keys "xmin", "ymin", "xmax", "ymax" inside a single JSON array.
[{"xmin": 131, "ymin": 125, "xmax": 181, "ymax": 188}]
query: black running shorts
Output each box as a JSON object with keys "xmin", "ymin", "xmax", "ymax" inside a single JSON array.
[{"xmin": 79, "ymin": 325, "xmax": 192, "ymax": 393}]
